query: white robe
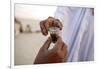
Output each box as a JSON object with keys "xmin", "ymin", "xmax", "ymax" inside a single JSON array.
[{"xmin": 54, "ymin": 7, "xmax": 94, "ymax": 62}]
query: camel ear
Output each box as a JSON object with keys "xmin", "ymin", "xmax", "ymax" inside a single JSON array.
[{"xmin": 40, "ymin": 20, "xmax": 48, "ymax": 36}]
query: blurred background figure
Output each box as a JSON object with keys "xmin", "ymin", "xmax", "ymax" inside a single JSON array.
[
  {"xmin": 25, "ymin": 24, "xmax": 32, "ymax": 33},
  {"xmin": 15, "ymin": 18, "xmax": 23, "ymax": 36}
]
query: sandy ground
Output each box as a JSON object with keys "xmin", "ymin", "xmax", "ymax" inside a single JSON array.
[{"xmin": 14, "ymin": 33, "xmax": 47, "ymax": 65}]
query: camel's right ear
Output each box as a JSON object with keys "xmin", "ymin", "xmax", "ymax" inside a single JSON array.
[{"xmin": 40, "ymin": 20, "xmax": 48, "ymax": 36}]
